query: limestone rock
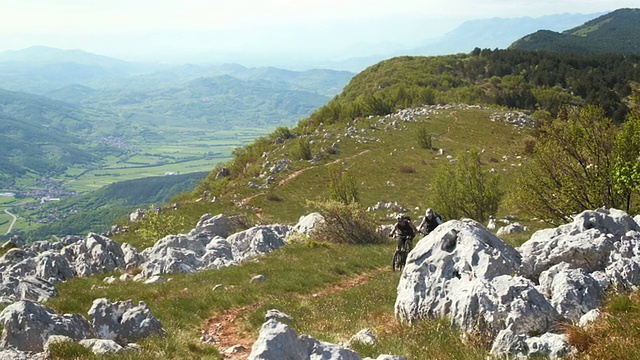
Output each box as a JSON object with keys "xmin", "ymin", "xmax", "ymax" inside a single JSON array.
[
  {"xmin": 188, "ymin": 213, "xmax": 234, "ymax": 238},
  {"xmin": 291, "ymin": 212, "xmax": 325, "ymax": 236},
  {"xmin": 88, "ymin": 298, "xmax": 164, "ymax": 345},
  {"xmin": 0, "ymin": 300, "xmax": 95, "ymax": 352}
]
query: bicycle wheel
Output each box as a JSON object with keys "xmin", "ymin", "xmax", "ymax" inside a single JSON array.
[
  {"xmin": 399, "ymin": 250, "xmax": 407, "ymax": 270},
  {"xmin": 392, "ymin": 251, "xmax": 403, "ymax": 271}
]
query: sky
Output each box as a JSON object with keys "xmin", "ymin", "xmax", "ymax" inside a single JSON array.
[{"xmin": 1, "ymin": 0, "xmax": 638, "ymax": 65}]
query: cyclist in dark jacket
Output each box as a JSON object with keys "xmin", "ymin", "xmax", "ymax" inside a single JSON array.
[
  {"xmin": 390, "ymin": 215, "xmax": 417, "ymax": 250},
  {"xmin": 418, "ymin": 208, "xmax": 443, "ymax": 236}
]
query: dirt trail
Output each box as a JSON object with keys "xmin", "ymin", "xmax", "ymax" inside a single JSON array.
[
  {"xmin": 239, "ymin": 149, "xmax": 371, "ymax": 207},
  {"xmin": 432, "ymin": 111, "xmax": 458, "ymax": 139},
  {"xmin": 200, "ymin": 267, "xmax": 386, "ymax": 359}
]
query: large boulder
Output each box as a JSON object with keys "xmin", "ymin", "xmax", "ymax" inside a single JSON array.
[
  {"xmin": 121, "ymin": 243, "xmax": 144, "ymax": 270},
  {"xmin": 200, "ymin": 237, "xmax": 234, "ymax": 270},
  {"xmin": 0, "ymin": 248, "xmax": 37, "ymax": 273},
  {"xmin": 226, "ymin": 225, "xmax": 290, "ymax": 262},
  {"xmin": 0, "ymin": 276, "xmax": 58, "ymax": 304},
  {"xmin": 490, "ymin": 327, "xmax": 571, "ymax": 359},
  {"xmin": 0, "ymin": 300, "xmax": 95, "ymax": 352},
  {"xmin": 138, "ymin": 246, "xmax": 203, "ymax": 277},
  {"xmin": 396, "ymin": 209, "xmax": 640, "ymax": 358},
  {"xmin": 248, "ymin": 319, "xmax": 362, "ymax": 360},
  {"xmin": 291, "ymin": 212, "xmax": 325, "ymax": 236},
  {"xmin": 395, "ymin": 219, "xmax": 562, "ymax": 356},
  {"xmin": 248, "ymin": 319, "xmax": 308, "ymax": 360},
  {"xmin": 537, "ymin": 263, "xmax": 604, "ymax": 324},
  {"xmin": 188, "ymin": 213, "xmax": 234, "ymax": 238},
  {"xmin": 88, "ymin": 298, "xmax": 164, "ymax": 345},
  {"xmin": 519, "ymin": 208, "xmax": 639, "ymax": 278},
  {"xmin": 136, "ymin": 224, "xmax": 290, "ymax": 279},
  {"xmin": 34, "ymin": 251, "xmax": 76, "ymax": 284},
  {"xmin": 395, "ymin": 219, "xmax": 524, "ymax": 325},
  {"xmin": 62, "ymin": 233, "xmax": 126, "ymax": 277},
  {"xmin": 0, "ymin": 347, "xmax": 38, "ymax": 360}
]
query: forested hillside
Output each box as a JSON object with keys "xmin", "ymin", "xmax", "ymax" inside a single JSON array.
[
  {"xmin": 510, "ymin": 8, "xmax": 640, "ymax": 55},
  {"xmin": 300, "ymin": 49, "xmax": 640, "ymax": 130}
]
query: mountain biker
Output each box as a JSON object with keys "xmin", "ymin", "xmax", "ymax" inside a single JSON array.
[
  {"xmin": 417, "ymin": 208, "xmax": 443, "ymax": 236},
  {"xmin": 389, "ymin": 215, "xmax": 417, "ymax": 251}
]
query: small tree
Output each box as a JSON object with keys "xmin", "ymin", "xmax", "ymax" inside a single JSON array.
[
  {"xmin": 416, "ymin": 125, "xmax": 433, "ymax": 149},
  {"xmin": 135, "ymin": 206, "xmax": 186, "ymax": 248},
  {"xmin": 328, "ymin": 167, "xmax": 359, "ymax": 204},
  {"xmin": 272, "ymin": 126, "xmax": 293, "ymax": 140},
  {"xmin": 430, "ymin": 149, "xmax": 501, "ymax": 222},
  {"xmin": 512, "ymin": 105, "xmax": 622, "ymax": 224},
  {"xmin": 291, "ymin": 137, "xmax": 313, "ymax": 161},
  {"xmin": 613, "ymin": 110, "xmax": 640, "ymax": 212}
]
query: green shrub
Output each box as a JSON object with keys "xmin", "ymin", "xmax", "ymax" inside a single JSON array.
[
  {"xmin": 307, "ymin": 199, "xmax": 385, "ymax": 245},
  {"xmin": 46, "ymin": 340, "xmax": 93, "ymax": 359},
  {"xmin": 430, "ymin": 149, "xmax": 502, "ymax": 222},
  {"xmin": 397, "ymin": 165, "xmax": 416, "ymax": 174},
  {"xmin": 416, "ymin": 125, "xmax": 433, "ymax": 149},
  {"xmin": 135, "ymin": 205, "xmax": 186, "ymax": 248},
  {"xmin": 272, "ymin": 126, "xmax": 293, "ymax": 140},
  {"xmin": 328, "ymin": 167, "xmax": 359, "ymax": 204},
  {"xmin": 291, "ymin": 137, "xmax": 313, "ymax": 160}
]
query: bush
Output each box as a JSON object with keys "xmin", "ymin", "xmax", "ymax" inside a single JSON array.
[
  {"xmin": 307, "ymin": 199, "xmax": 385, "ymax": 245},
  {"xmin": 430, "ymin": 149, "xmax": 502, "ymax": 222},
  {"xmin": 522, "ymin": 136, "xmax": 536, "ymax": 155},
  {"xmin": 291, "ymin": 137, "xmax": 313, "ymax": 160},
  {"xmin": 328, "ymin": 167, "xmax": 359, "ymax": 204},
  {"xmin": 135, "ymin": 205, "xmax": 186, "ymax": 248},
  {"xmin": 272, "ymin": 126, "xmax": 293, "ymax": 140},
  {"xmin": 416, "ymin": 125, "xmax": 433, "ymax": 149},
  {"xmin": 397, "ymin": 165, "xmax": 416, "ymax": 174}
]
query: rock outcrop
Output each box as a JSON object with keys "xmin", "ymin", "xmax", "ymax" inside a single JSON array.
[
  {"xmin": 395, "ymin": 208, "xmax": 640, "ymax": 359},
  {"xmin": 0, "ymin": 300, "xmax": 95, "ymax": 352},
  {"xmin": 88, "ymin": 298, "xmax": 164, "ymax": 344},
  {"xmin": 0, "ymin": 298, "xmax": 162, "ymax": 356}
]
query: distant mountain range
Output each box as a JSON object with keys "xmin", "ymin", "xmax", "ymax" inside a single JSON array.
[
  {"xmin": 314, "ymin": 12, "xmax": 605, "ymax": 71},
  {"xmin": 0, "ymin": 12, "xmax": 607, "ymax": 76},
  {"xmin": 510, "ymin": 8, "xmax": 640, "ymax": 55}
]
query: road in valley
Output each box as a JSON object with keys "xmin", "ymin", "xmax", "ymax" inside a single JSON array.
[{"xmin": 3, "ymin": 209, "xmax": 17, "ymax": 235}]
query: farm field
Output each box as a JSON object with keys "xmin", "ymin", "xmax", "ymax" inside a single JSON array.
[{"xmin": 57, "ymin": 127, "xmax": 271, "ymax": 193}]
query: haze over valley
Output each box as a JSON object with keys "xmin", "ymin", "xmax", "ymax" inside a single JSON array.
[{"xmin": 0, "ymin": 2, "xmax": 636, "ymax": 238}]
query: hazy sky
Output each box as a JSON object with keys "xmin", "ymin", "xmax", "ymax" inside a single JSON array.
[{"xmin": 1, "ymin": 0, "xmax": 637, "ymax": 64}]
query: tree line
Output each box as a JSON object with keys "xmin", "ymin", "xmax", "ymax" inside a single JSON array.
[{"xmin": 301, "ymin": 49, "xmax": 640, "ymax": 130}]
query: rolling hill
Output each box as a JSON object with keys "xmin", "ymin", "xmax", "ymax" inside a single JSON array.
[
  {"xmin": 509, "ymin": 8, "xmax": 640, "ymax": 55},
  {"xmin": 0, "ymin": 48, "xmax": 353, "ymax": 191},
  {"xmin": 0, "ymin": 89, "xmax": 126, "ymax": 188}
]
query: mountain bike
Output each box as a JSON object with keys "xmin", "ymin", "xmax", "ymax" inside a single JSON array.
[{"xmin": 392, "ymin": 234, "xmax": 413, "ymax": 271}]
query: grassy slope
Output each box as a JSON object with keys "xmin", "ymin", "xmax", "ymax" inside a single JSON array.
[
  {"xmin": 45, "ymin": 105, "xmax": 534, "ymax": 359},
  {"xmin": 210, "ymin": 106, "xmax": 531, "ymax": 227},
  {"xmin": 40, "ymin": 103, "xmax": 640, "ymax": 359}
]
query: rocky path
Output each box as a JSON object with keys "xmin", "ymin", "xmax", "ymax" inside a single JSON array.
[{"xmin": 200, "ymin": 267, "xmax": 386, "ymax": 359}]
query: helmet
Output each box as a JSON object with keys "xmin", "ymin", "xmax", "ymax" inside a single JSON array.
[{"xmin": 426, "ymin": 208, "xmax": 434, "ymax": 216}]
